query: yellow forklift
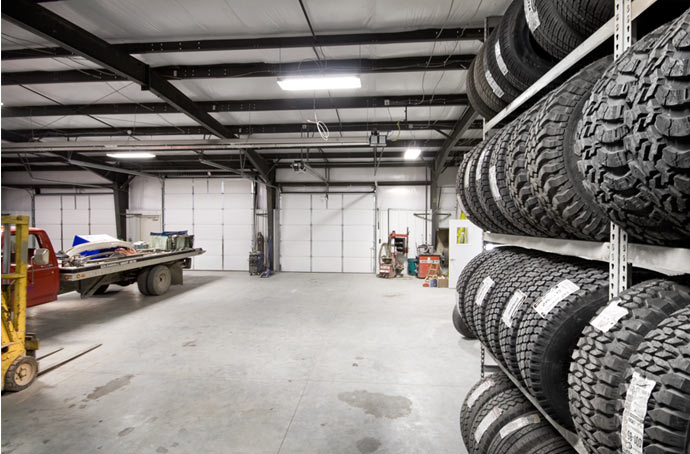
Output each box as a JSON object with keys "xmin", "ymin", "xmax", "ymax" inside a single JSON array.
[{"xmin": 2, "ymin": 216, "xmax": 40, "ymax": 391}]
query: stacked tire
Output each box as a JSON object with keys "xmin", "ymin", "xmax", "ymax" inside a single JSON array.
[{"xmin": 460, "ymin": 371, "xmax": 575, "ymax": 454}]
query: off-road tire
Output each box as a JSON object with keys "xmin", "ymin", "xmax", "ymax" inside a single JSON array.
[
  {"xmin": 526, "ymin": 57, "xmax": 612, "ymax": 241},
  {"xmin": 523, "ymin": 0, "xmax": 586, "ymax": 59},
  {"xmin": 452, "ymin": 304, "xmax": 475, "ymax": 338},
  {"xmin": 568, "ymin": 279, "xmax": 690, "ymax": 454},
  {"xmin": 460, "ymin": 372, "xmax": 515, "ymax": 449},
  {"xmin": 455, "ymin": 250, "xmax": 501, "ymax": 338},
  {"xmin": 485, "ymin": 27, "xmax": 521, "ymax": 101},
  {"xmin": 474, "ymin": 41, "xmax": 508, "ymax": 114},
  {"xmin": 487, "ymin": 416, "xmax": 567, "ymax": 454},
  {"xmin": 554, "ymin": 0, "xmax": 614, "ymax": 36},
  {"xmin": 459, "ymin": 145, "xmax": 505, "ymax": 233}
]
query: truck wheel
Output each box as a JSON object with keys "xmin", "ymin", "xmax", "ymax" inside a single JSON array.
[
  {"xmin": 4, "ymin": 355, "xmax": 38, "ymax": 392},
  {"xmin": 137, "ymin": 268, "xmax": 152, "ymax": 296},
  {"xmin": 147, "ymin": 265, "xmax": 172, "ymax": 296},
  {"xmin": 94, "ymin": 285, "xmax": 109, "ymax": 295}
]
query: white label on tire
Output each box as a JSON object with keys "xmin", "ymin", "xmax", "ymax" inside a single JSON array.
[
  {"xmin": 494, "ymin": 40, "xmax": 509, "ymax": 76},
  {"xmin": 524, "ymin": 0, "xmax": 541, "ymax": 31},
  {"xmin": 533, "ymin": 279, "xmax": 580, "ymax": 318},
  {"xmin": 498, "ymin": 413, "xmax": 541, "ymax": 439},
  {"xmin": 464, "ymin": 160, "xmax": 472, "ymax": 189},
  {"xmin": 476, "ymin": 149, "xmax": 488, "ymax": 182},
  {"xmin": 502, "ymin": 290, "xmax": 527, "ymax": 327},
  {"xmin": 475, "ymin": 276, "xmax": 495, "ymax": 307},
  {"xmin": 466, "ymin": 377, "xmax": 495, "ymax": 409},
  {"xmin": 590, "ymin": 298, "xmax": 629, "ymax": 333},
  {"xmin": 489, "ymin": 165, "xmax": 501, "ymax": 202},
  {"xmin": 621, "ymin": 372, "xmax": 656, "ymax": 454},
  {"xmin": 475, "ymin": 406, "xmax": 504, "ymax": 443},
  {"xmin": 455, "ymin": 290, "xmax": 462, "ymax": 315},
  {"xmin": 485, "ymin": 68, "xmax": 505, "ymax": 98}
]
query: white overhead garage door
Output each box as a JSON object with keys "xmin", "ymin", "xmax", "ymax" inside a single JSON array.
[
  {"xmin": 35, "ymin": 194, "xmax": 116, "ymax": 251},
  {"xmin": 280, "ymin": 193, "xmax": 375, "ymax": 273},
  {"xmin": 163, "ymin": 178, "xmax": 253, "ymax": 271}
]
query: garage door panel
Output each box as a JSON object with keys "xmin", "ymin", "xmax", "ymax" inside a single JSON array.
[
  {"xmin": 281, "ymin": 225, "xmax": 310, "ymax": 241},
  {"xmin": 224, "ymin": 195, "xmax": 253, "ymax": 210},
  {"xmin": 281, "ymin": 210, "xmax": 310, "ymax": 225},
  {"xmin": 61, "ymin": 209, "xmax": 89, "ymax": 226},
  {"xmin": 194, "ymin": 225, "xmax": 223, "ymax": 241},
  {"xmin": 35, "ymin": 209, "xmax": 61, "ymax": 225},
  {"xmin": 223, "ymin": 224, "xmax": 253, "ymax": 241},
  {"xmin": 312, "ymin": 257, "xmax": 342, "ymax": 272},
  {"xmin": 224, "ymin": 239, "xmax": 251, "ymax": 257},
  {"xmin": 90, "ymin": 195, "xmax": 114, "ymax": 207},
  {"xmin": 343, "ymin": 257, "xmax": 373, "ymax": 273},
  {"xmin": 165, "ymin": 179, "xmax": 193, "ymax": 194},
  {"xmin": 224, "ymin": 255, "xmax": 249, "ymax": 271},
  {"xmin": 343, "ymin": 210, "xmax": 374, "ymax": 226},
  {"xmin": 344, "ymin": 241, "xmax": 374, "ymax": 258},
  {"xmin": 343, "ymin": 194, "xmax": 375, "ymax": 210},
  {"xmin": 35, "ymin": 196, "xmax": 60, "ymax": 211},
  {"xmin": 224, "ymin": 180, "xmax": 253, "ymax": 194},
  {"xmin": 280, "ymin": 241, "xmax": 310, "ymax": 257},
  {"xmin": 312, "ymin": 209, "xmax": 341, "ymax": 225},
  {"xmin": 164, "ymin": 224, "xmax": 192, "ymax": 234},
  {"xmin": 165, "ymin": 209, "xmax": 193, "ymax": 225},
  {"xmin": 223, "ymin": 209, "xmax": 252, "ymax": 225},
  {"xmin": 312, "ymin": 241, "xmax": 342, "ymax": 257},
  {"xmin": 194, "ymin": 209, "xmax": 223, "ymax": 225},
  {"xmin": 194, "ymin": 254, "xmax": 222, "ymax": 270},
  {"xmin": 281, "ymin": 194, "xmax": 310, "ymax": 209},
  {"xmin": 91, "ymin": 224, "xmax": 117, "ymax": 237},
  {"xmin": 343, "ymin": 225, "xmax": 372, "ymax": 242},
  {"xmin": 281, "ymin": 257, "xmax": 310, "ymax": 272},
  {"xmin": 90, "ymin": 209, "xmax": 113, "ymax": 225},
  {"xmin": 75, "ymin": 196, "xmax": 89, "ymax": 210},
  {"xmin": 165, "ymin": 193, "xmax": 193, "ymax": 209},
  {"xmin": 62, "ymin": 225, "xmax": 88, "ymax": 246},
  {"xmin": 194, "ymin": 194, "xmax": 223, "ymax": 210},
  {"xmin": 41, "ymin": 225, "xmax": 61, "ymax": 244},
  {"xmin": 312, "ymin": 225, "xmax": 340, "ymax": 242}
]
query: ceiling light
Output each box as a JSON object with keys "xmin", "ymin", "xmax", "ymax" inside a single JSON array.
[
  {"xmin": 277, "ymin": 75, "xmax": 361, "ymax": 91},
  {"xmin": 106, "ymin": 152, "xmax": 156, "ymax": 159},
  {"xmin": 404, "ymin": 148, "xmax": 421, "ymax": 160}
]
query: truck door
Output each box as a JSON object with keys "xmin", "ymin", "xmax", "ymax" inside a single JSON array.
[{"xmin": 26, "ymin": 233, "xmax": 60, "ymax": 307}]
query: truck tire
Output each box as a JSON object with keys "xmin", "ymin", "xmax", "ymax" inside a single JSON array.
[
  {"xmin": 474, "ymin": 42, "xmax": 509, "ymax": 114},
  {"xmin": 526, "ymin": 57, "xmax": 612, "ymax": 241},
  {"xmin": 476, "ymin": 131, "xmax": 523, "ymax": 235},
  {"xmin": 455, "ymin": 250, "xmax": 503, "ymax": 338},
  {"xmin": 507, "ymin": 103, "xmax": 570, "ymax": 239},
  {"xmin": 516, "ymin": 262, "xmax": 609, "ymax": 429},
  {"xmin": 467, "ymin": 58, "xmax": 497, "ymax": 120},
  {"xmin": 485, "ymin": 28, "xmax": 521, "ymax": 102},
  {"xmin": 452, "ymin": 304, "xmax": 475, "ymax": 339},
  {"xmin": 487, "ymin": 419, "xmax": 570, "ymax": 454},
  {"xmin": 460, "ymin": 372, "xmax": 514, "ymax": 449},
  {"xmin": 147, "ymin": 265, "xmax": 172, "ymax": 296},
  {"xmin": 468, "ymin": 387, "xmax": 534, "ymax": 454},
  {"xmin": 459, "ymin": 145, "xmax": 505, "ymax": 233},
  {"xmin": 626, "ymin": 12, "xmax": 690, "ymax": 240},
  {"xmin": 490, "ymin": 122, "xmax": 545, "ymax": 236},
  {"xmin": 554, "ymin": 0, "xmax": 613, "ymax": 36},
  {"xmin": 523, "ymin": 0, "xmax": 585, "ymax": 59},
  {"xmin": 576, "ymin": 24, "xmax": 682, "ymax": 244},
  {"xmin": 568, "ymin": 279, "xmax": 690, "ymax": 454},
  {"xmin": 493, "ymin": 0, "xmax": 556, "ymax": 92},
  {"xmin": 137, "ymin": 268, "xmax": 151, "ymax": 296},
  {"xmin": 621, "ymin": 306, "xmax": 690, "ymax": 454}
]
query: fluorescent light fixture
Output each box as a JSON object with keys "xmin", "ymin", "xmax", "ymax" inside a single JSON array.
[
  {"xmin": 277, "ymin": 75, "xmax": 361, "ymax": 91},
  {"xmin": 404, "ymin": 148, "xmax": 421, "ymax": 160},
  {"xmin": 106, "ymin": 152, "xmax": 156, "ymax": 159}
]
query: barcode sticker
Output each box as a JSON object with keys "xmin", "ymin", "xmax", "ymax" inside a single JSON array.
[
  {"xmin": 494, "ymin": 40, "xmax": 509, "ymax": 75},
  {"xmin": 475, "ymin": 406, "xmax": 504, "ymax": 443},
  {"xmin": 590, "ymin": 298, "xmax": 629, "ymax": 333},
  {"xmin": 533, "ymin": 279, "xmax": 580, "ymax": 318},
  {"xmin": 475, "ymin": 277, "xmax": 495, "ymax": 307},
  {"xmin": 621, "ymin": 372, "xmax": 656, "ymax": 454},
  {"xmin": 502, "ymin": 290, "xmax": 527, "ymax": 327},
  {"xmin": 524, "ymin": 0, "xmax": 541, "ymax": 31},
  {"xmin": 489, "ymin": 166, "xmax": 501, "ymax": 202},
  {"xmin": 485, "ymin": 68, "xmax": 505, "ymax": 98},
  {"xmin": 498, "ymin": 413, "xmax": 541, "ymax": 439},
  {"xmin": 466, "ymin": 377, "xmax": 495, "ymax": 409}
]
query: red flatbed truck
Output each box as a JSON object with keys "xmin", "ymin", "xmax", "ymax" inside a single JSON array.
[{"xmin": 6, "ymin": 228, "xmax": 204, "ymax": 307}]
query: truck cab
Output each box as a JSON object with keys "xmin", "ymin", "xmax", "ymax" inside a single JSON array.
[{"xmin": 3, "ymin": 228, "xmax": 60, "ymax": 307}]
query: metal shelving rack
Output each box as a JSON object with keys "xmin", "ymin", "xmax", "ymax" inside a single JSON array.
[{"xmin": 474, "ymin": 0, "xmax": 689, "ymax": 452}]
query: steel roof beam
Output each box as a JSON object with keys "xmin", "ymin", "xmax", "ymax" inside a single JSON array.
[
  {"xmin": 1, "ymin": 0, "xmax": 272, "ymax": 183},
  {"xmin": 1, "ymin": 55, "xmax": 473, "ymax": 85},
  {"xmin": 2, "ymin": 27, "xmax": 483, "ymax": 61}
]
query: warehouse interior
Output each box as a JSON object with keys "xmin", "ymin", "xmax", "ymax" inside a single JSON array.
[{"xmin": 1, "ymin": 0, "xmax": 689, "ymax": 453}]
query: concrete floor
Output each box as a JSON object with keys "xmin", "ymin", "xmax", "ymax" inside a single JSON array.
[{"xmin": 2, "ymin": 272, "xmax": 481, "ymax": 454}]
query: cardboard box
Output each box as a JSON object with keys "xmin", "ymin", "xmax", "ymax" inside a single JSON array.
[{"xmin": 437, "ymin": 276, "xmax": 449, "ymax": 288}]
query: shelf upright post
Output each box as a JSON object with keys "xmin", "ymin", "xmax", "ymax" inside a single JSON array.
[{"xmin": 609, "ymin": 0, "xmax": 633, "ymax": 298}]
